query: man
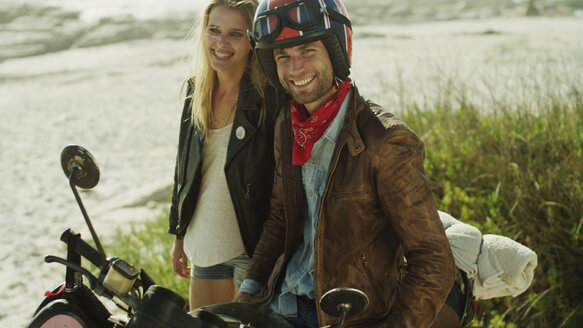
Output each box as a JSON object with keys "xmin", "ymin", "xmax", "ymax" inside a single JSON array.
[{"xmin": 236, "ymin": 0, "xmax": 455, "ymax": 327}]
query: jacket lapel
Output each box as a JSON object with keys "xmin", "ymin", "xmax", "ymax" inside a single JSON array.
[
  {"xmin": 225, "ymin": 77, "xmax": 260, "ymax": 167},
  {"xmin": 185, "ymin": 125, "xmax": 203, "ymax": 187},
  {"xmin": 281, "ymin": 105, "xmax": 306, "ymax": 259}
]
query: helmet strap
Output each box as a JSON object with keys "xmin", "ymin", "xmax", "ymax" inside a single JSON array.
[{"xmin": 333, "ymin": 76, "xmax": 342, "ymax": 89}]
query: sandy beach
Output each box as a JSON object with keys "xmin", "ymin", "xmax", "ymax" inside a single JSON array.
[
  {"xmin": 1, "ymin": 1, "xmax": 582, "ymax": 326},
  {"xmin": 0, "ymin": 37, "xmax": 189, "ymax": 323}
]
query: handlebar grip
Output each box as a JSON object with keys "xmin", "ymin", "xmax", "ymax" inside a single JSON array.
[{"xmin": 60, "ymin": 229, "xmax": 104, "ymax": 268}]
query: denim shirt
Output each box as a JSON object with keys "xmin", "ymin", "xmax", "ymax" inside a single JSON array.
[{"xmin": 240, "ymin": 89, "xmax": 353, "ymax": 317}]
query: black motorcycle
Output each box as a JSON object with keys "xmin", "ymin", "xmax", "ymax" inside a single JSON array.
[{"xmin": 25, "ymin": 145, "xmax": 369, "ymax": 328}]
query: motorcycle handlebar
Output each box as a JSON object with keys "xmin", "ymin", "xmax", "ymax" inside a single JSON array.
[
  {"xmin": 45, "ymin": 255, "xmax": 99, "ymax": 288},
  {"xmin": 139, "ymin": 268, "xmax": 157, "ymax": 289},
  {"xmin": 60, "ymin": 229, "xmax": 104, "ymax": 268}
]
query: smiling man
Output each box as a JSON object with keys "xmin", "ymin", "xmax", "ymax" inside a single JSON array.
[{"xmin": 235, "ymin": 1, "xmax": 455, "ymax": 327}]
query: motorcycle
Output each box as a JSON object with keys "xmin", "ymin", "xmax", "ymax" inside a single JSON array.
[{"xmin": 25, "ymin": 145, "xmax": 370, "ymax": 328}]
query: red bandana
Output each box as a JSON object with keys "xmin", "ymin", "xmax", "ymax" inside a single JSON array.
[{"xmin": 290, "ymin": 78, "xmax": 352, "ymax": 165}]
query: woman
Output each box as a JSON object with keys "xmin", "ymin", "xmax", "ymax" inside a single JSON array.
[{"xmin": 168, "ymin": 0, "xmax": 282, "ymax": 310}]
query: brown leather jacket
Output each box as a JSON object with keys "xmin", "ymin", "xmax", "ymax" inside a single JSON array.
[{"xmin": 246, "ymin": 86, "xmax": 455, "ymax": 327}]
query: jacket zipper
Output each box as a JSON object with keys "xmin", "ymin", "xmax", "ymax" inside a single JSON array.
[
  {"xmin": 314, "ymin": 143, "xmax": 345, "ymax": 325},
  {"xmin": 245, "ymin": 183, "xmax": 251, "ymax": 200},
  {"xmin": 360, "ymin": 254, "xmax": 377, "ymax": 282},
  {"xmin": 255, "ymin": 114, "xmax": 295, "ymax": 306}
]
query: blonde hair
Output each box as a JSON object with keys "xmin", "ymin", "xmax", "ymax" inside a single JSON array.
[{"xmin": 184, "ymin": 0, "xmax": 266, "ymax": 136}]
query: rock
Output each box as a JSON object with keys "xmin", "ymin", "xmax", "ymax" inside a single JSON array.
[
  {"xmin": 0, "ymin": 16, "xmax": 92, "ymax": 61},
  {"xmin": 5, "ymin": 15, "xmax": 63, "ymax": 32},
  {"xmin": 0, "ymin": 43, "xmax": 47, "ymax": 62},
  {"xmin": 147, "ymin": 19, "xmax": 193, "ymax": 40},
  {"xmin": 0, "ymin": 3, "xmax": 92, "ymax": 61},
  {"xmin": 414, "ymin": 6, "xmax": 439, "ymax": 20},
  {"xmin": 0, "ymin": 31, "xmax": 53, "ymax": 61},
  {"xmin": 0, "ymin": 4, "xmax": 28, "ymax": 24},
  {"xmin": 41, "ymin": 6, "xmax": 81, "ymax": 20},
  {"xmin": 73, "ymin": 21, "xmax": 155, "ymax": 48},
  {"xmin": 387, "ymin": 4, "xmax": 413, "ymax": 18},
  {"xmin": 527, "ymin": 0, "xmax": 541, "ymax": 16}
]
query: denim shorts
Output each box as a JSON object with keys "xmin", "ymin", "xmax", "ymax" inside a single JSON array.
[{"xmin": 191, "ymin": 254, "xmax": 250, "ymax": 288}]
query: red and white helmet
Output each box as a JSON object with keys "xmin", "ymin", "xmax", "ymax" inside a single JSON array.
[{"xmin": 248, "ymin": 0, "xmax": 352, "ymax": 87}]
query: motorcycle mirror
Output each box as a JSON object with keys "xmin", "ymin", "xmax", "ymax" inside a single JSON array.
[
  {"xmin": 319, "ymin": 288, "xmax": 369, "ymax": 326},
  {"xmin": 60, "ymin": 144, "xmax": 107, "ymax": 265},
  {"xmin": 61, "ymin": 145, "xmax": 100, "ymax": 189}
]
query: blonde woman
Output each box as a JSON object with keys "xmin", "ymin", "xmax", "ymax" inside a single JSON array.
[{"xmin": 168, "ymin": 0, "xmax": 283, "ymax": 310}]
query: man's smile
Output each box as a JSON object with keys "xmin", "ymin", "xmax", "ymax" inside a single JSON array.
[{"xmin": 291, "ymin": 75, "xmax": 315, "ymax": 87}]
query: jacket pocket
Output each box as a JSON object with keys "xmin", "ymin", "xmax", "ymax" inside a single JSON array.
[
  {"xmin": 243, "ymin": 160, "xmax": 273, "ymax": 202},
  {"xmin": 358, "ymin": 252, "xmax": 387, "ymax": 311}
]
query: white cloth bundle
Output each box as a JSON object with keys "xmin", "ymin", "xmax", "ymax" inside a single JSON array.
[
  {"xmin": 473, "ymin": 234, "xmax": 538, "ymax": 299},
  {"xmin": 438, "ymin": 211, "xmax": 482, "ymax": 280}
]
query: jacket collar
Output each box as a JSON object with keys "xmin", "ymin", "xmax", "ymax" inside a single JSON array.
[
  {"xmin": 237, "ymin": 72, "xmax": 262, "ymax": 113},
  {"xmin": 337, "ymin": 84, "xmax": 366, "ymax": 157}
]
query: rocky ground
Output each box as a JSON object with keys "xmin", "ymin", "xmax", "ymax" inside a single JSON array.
[
  {"xmin": 0, "ymin": 4, "xmax": 193, "ymax": 63},
  {"xmin": 1, "ymin": 0, "xmax": 582, "ymax": 63}
]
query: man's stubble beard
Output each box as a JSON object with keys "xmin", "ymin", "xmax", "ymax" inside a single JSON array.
[{"xmin": 282, "ymin": 68, "xmax": 335, "ymax": 107}]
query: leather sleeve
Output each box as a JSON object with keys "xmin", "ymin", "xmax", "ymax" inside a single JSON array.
[
  {"xmin": 244, "ymin": 110, "xmax": 288, "ymax": 284},
  {"xmin": 168, "ymin": 162, "xmax": 180, "ymax": 235},
  {"xmin": 168, "ymin": 83, "xmax": 193, "ymax": 235},
  {"xmin": 376, "ymin": 126, "xmax": 455, "ymax": 327}
]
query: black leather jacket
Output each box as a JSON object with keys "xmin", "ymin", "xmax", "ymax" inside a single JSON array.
[{"xmin": 168, "ymin": 73, "xmax": 284, "ymax": 257}]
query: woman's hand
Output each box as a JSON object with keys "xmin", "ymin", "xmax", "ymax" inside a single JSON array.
[{"xmin": 170, "ymin": 236, "xmax": 190, "ymax": 279}]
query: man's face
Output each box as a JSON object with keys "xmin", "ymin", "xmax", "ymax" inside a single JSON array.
[{"xmin": 273, "ymin": 41, "xmax": 336, "ymax": 114}]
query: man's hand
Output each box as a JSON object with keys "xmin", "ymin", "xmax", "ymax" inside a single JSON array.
[
  {"xmin": 170, "ymin": 236, "xmax": 190, "ymax": 279},
  {"xmin": 234, "ymin": 292, "xmax": 254, "ymax": 303}
]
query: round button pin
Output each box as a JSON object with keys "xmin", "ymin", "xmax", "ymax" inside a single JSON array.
[{"xmin": 236, "ymin": 126, "xmax": 246, "ymax": 140}]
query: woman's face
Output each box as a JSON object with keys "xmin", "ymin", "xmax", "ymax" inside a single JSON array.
[{"xmin": 205, "ymin": 5, "xmax": 251, "ymax": 74}]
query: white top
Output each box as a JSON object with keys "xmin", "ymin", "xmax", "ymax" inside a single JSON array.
[{"xmin": 183, "ymin": 123, "xmax": 245, "ymax": 267}]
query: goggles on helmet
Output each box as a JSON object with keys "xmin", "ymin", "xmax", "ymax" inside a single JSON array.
[{"xmin": 248, "ymin": 0, "xmax": 351, "ymax": 44}]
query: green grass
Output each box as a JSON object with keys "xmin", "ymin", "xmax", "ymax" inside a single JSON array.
[
  {"xmin": 106, "ymin": 79, "xmax": 582, "ymax": 327},
  {"xmin": 108, "ymin": 210, "xmax": 190, "ymax": 300}
]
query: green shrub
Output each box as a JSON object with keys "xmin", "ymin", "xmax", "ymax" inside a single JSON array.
[{"xmin": 402, "ymin": 84, "xmax": 582, "ymax": 327}]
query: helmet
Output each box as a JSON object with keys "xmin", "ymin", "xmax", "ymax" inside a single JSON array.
[{"xmin": 249, "ymin": 0, "xmax": 352, "ymax": 87}]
